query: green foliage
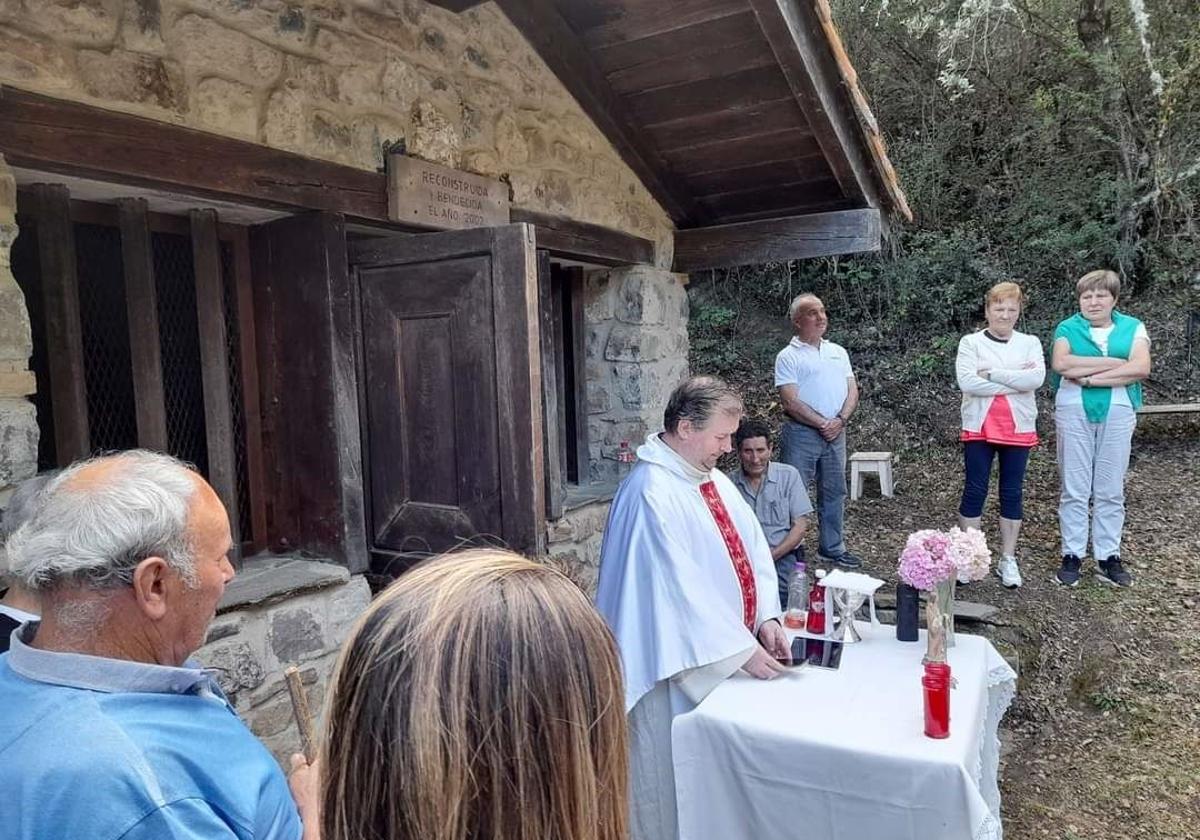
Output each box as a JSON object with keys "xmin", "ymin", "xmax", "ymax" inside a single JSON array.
[{"xmin": 690, "ymin": 0, "xmax": 1200, "ymax": 409}]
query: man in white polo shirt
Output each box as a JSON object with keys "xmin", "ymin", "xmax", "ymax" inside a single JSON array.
[{"xmin": 775, "ymin": 293, "xmax": 862, "ymax": 569}]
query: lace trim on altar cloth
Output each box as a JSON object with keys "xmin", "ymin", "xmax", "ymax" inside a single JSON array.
[{"xmin": 972, "ymin": 662, "xmax": 1018, "ymax": 840}]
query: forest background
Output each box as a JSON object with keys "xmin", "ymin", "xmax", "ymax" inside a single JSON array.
[
  {"xmin": 689, "ymin": 0, "xmax": 1199, "ymax": 441},
  {"xmin": 685, "ymin": 2, "xmax": 1200, "ymax": 836}
]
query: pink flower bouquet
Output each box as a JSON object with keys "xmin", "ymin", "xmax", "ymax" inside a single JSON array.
[
  {"xmin": 898, "ymin": 527, "xmax": 992, "ymax": 590},
  {"xmin": 948, "ymin": 526, "xmax": 991, "ymax": 582},
  {"xmin": 897, "ymin": 529, "xmax": 958, "ymax": 591}
]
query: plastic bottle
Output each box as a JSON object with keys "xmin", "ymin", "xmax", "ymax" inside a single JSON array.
[
  {"xmin": 805, "ymin": 569, "xmax": 828, "ymax": 635},
  {"xmin": 783, "ymin": 560, "xmax": 809, "ymax": 629}
]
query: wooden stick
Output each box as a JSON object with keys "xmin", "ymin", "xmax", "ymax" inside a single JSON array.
[{"xmin": 284, "ymin": 666, "xmax": 317, "ymax": 762}]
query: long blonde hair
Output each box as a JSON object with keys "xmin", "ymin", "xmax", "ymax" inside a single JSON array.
[{"xmin": 320, "ymin": 549, "xmax": 629, "ymax": 840}]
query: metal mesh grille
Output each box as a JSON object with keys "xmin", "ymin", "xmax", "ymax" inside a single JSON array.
[
  {"xmin": 220, "ymin": 241, "xmax": 252, "ymax": 542},
  {"xmin": 9, "ymin": 219, "xmax": 57, "ymax": 471},
  {"xmin": 76, "ymin": 223, "xmax": 138, "ymax": 453},
  {"xmin": 152, "ymin": 231, "xmax": 209, "ymax": 477}
]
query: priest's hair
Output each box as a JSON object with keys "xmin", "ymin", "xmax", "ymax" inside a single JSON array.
[
  {"xmin": 320, "ymin": 549, "xmax": 629, "ymax": 840},
  {"xmin": 664, "ymin": 375, "xmax": 744, "ymax": 433}
]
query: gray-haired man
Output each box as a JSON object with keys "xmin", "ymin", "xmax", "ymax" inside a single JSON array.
[
  {"xmin": 776, "ymin": 293, "xmax": 863, "ymax": 568},
  {"xmin": 0, "ymin": 451, "xmax": 317, "ymax": 840}
]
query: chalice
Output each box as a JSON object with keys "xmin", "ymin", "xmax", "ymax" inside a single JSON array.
[{"xmin": 830, "ymin": 587, "xmax": 868, "ymax": 644}]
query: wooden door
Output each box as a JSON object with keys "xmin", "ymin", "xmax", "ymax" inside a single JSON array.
[{"xmin": 349, "ymin": 224, "xmax": 545, "ymax": 572}]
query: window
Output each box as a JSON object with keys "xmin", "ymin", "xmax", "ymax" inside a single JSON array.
[
  {"xmin": 11, "ymin": 187, "xmax": 264, "ymax": 558},
  {"xmin": 538, "ymin": 256, "xmax": 590, "ymax": 517}
]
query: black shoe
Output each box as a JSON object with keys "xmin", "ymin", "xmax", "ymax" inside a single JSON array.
[
  {"xmin": 819, "ymin": 550, "xmax": 863, "ymax": 569},
  {"xmin": 1096, "ymin": 555, "xmax": 1132, "ymax": 587},
  {"xmin": 1055, "ymin": 554, "xmax": 1082, "ymax": 587}
]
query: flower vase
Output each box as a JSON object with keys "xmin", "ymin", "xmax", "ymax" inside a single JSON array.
[{"xmin": 923, "ymin": 579, "xmax": 955, "ymax": 664}]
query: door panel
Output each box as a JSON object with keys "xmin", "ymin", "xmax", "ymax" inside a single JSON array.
[{"xmin": 351, "ymin": 224, "xmax": 543, "ymax": 567}]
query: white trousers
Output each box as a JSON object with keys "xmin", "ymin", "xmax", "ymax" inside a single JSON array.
[{"xmin": 1056, "ymin": 403, "xmax": 1136, "ymax": 561}]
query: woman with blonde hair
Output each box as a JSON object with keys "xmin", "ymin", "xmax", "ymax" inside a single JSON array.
[
  {"xmin": 319, "ymin": 549, "xmax": 629, "ymax": 840},
  {"xmin": 955, "ymin": 281, "xmax": 1045, "ymax": 588},
  {"xmin": 1050, "ymin": 269, "xmax": 1150, "ymax": 588}
]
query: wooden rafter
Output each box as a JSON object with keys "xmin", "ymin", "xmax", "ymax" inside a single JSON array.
[{"xmin": 673, "ymin": 208, "xmax": 880, "ymax": 272}]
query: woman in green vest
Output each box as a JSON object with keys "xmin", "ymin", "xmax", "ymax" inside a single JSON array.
[{"xmin": 1050, "ymin": 269, "xmax": 1151, "ymax": 588}]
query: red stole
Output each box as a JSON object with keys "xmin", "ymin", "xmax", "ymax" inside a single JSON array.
[{"xmin": 699, "ymin": 480, "xmax": 757, "ymax": 632}]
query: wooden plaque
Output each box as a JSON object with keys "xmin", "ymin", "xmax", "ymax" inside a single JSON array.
[{"xmin": 387, "ymin": 155, "xmax": 509, "ymax": 230}]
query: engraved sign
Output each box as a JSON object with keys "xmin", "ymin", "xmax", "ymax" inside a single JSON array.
[{"xmin": 387, "ymin": 155, "xmax": 509, "ymax": 230}]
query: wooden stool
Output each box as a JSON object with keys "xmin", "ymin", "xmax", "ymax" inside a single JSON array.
[{"xmin": 849, "ymin": 451, "xmax": 894, "ymax": 500}]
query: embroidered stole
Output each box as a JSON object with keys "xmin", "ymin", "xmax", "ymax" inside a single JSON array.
[{"xmin": 699, "ymin": 480, "xmax": 757, "ymax": 631}]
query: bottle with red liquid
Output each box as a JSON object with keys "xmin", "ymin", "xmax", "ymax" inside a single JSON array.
[
  {"xmin": 805, "ymin": 569, "xmax": 828, "ymax": 635},
  {"xmin": 922, "ymin": 662, "xmax": 951, "ymax": 739}
]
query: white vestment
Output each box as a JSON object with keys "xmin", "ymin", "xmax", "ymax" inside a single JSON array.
[{"xmin": 596, "ymin": 433, "xmax": 782, "ymax": 840}]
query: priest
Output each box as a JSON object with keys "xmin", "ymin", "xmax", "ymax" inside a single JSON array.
[{"xmin": 596, "ymin": 375, "xmax": 791, "ymax": 840}]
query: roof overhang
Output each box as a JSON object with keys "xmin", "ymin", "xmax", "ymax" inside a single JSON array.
[{"xmin": 435, "ymin": 0, "xmax": 910, "ymax": 269}]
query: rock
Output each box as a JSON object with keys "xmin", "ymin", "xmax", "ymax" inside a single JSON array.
[
  {"xmin": 263, "ymin": 86, "xmax": 305, "ymax": 151},
  {"xmin": 37, "ymin": 0, "xmax": 120, "ymax": 45},
  {"xmin": 310, "ymin": 110, "xmax": 354, "ymax": 160},
  {"xmin": 352, "ymin": 8, "xmax": 416, "ymax": 50},
  {"xmin": 198, "ymin": 639, "xmax": 266, "ymax": 696},
  {"xmin": 78, "ymin": 49, "xmax": 184, "ymax": 112},
  {"xmin": 409, "ymin": 99, "xmax": 460, "ymax": 166},
  {"xmin": 0, "ymin": 26, "xmax": 74, "ymax": 85},
  {"xmin": 170, "ymin": 14, "xmax": 284, "ymax": 86},
  {"xmin": 546, "ymin": 517, "xmax": 575, "ymax": 544},
  {"xmin": 324, "ymin": 577, "xmax": 371, "ymax": 643},
  {"xmin": 192, "ymin": 77, "xmax": 257, "ymax": 139},
  {"xmin": 269, "ymin": 606, "xmax": 324, "ymax": 663},
  {"xmin": 121, "ymin": 0, "xmax": 163, "ymax": 52},
  {"xmin": 205, "ymin": 616, "xmax": 242, "ymax": 644},
  {"xmin": 0, "ymin": 400, "xmax": 37, "ymax": 487}
]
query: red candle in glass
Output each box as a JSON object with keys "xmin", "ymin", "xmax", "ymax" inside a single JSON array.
[
  {"xmin": 922, "ymin": 674, "xmax": 950, "ymax": 739},
  {"xmin": 925, "ymin": 662, "xmax": 952, "ymax": 682}
]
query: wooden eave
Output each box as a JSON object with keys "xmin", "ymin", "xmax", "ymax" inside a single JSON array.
[{"xmin": 479, "ymin": 0, "xmax": 910, "ymax": 233}]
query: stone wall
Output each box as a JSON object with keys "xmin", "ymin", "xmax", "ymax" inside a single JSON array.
[
  {"xmin": 0, "ymin": 0, "xmax": 674, "ymax": 262},
  {"xmin": 0, "ymin": 155, "xmax": 38, "ymax": 531},
  {"xmin": 194, "ymin": 555, "xmax": 372, "ymax": 763},
  {"xmin": 543, "ymin": 265, "xmax": 690, "ymax": 594},
  {"xmin": 545, "ymin": 495, "xmax": 611, "ymax": 596},
  {"xmin": 584, "ymin": 265, "xmax": 690, "ymax": 484}
]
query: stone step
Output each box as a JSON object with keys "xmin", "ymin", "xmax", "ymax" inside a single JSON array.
[{"xmin": 873, "ymin": 590, "xmax": 1003, "ymax": 625}]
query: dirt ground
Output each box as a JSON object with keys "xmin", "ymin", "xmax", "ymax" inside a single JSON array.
[{"xmin": 831, "ymin": 416, "xmax": 1200, "ymax": 839}]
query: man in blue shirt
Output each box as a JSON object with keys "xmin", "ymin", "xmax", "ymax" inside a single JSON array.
[
  {"xmin": 729, "ymin": 418, "xmax": 814, "ymax": 609},
  {"xmin": 0, "ymin": 450, "xmax": 317, "ymax": 840}
]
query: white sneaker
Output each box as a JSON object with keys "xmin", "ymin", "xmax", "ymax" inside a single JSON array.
[{"xmin": 996, "ymin": 555, "xmax": 1022, "ymax": 589}]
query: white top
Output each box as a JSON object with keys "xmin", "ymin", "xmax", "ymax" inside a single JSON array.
[
  {"xmin": 1055, "ymin": 323, "xmax": 1150, "ymax": 408},
  {"xmin": 955, "ymin": 330, "xmax": 1045, "ymax": 433},
  {"xmin": 595, "ymin": 433, "xmax": 781, "ymax": 712},
  {"xmin": 774, "ymin": 337, "xmax": 855, "ymax": 419}
]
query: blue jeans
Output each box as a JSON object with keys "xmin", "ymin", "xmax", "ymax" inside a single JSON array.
[
  {"xmin": 773, "ymin": 546, "xmax": 805, "ymax": 610},
  {"xmin": 780, "ymin": 421, "xmax": 847, "ymax": 558},
  {"xmin": 959, "ymin": 441, "xmax": 1031, "ymax": 520}
]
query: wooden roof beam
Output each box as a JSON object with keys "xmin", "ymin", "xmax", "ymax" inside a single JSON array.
[
  {"xmin": 747, "ymin": 0, "xmax": 883, "ymax": 218},
  {"xmin": 496, "ymin": 0, "xmax": 703, "ymax": 226},
  {"xmin": 672, "ymin": 208, "xmax": 880, "ymax": 272}
]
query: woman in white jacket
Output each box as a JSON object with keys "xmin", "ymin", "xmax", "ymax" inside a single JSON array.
[{"xmin": 955, "ymin": 282, "xmax": 1045, "ymax": 588}]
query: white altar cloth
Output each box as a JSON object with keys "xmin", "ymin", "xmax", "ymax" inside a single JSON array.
[{"xmin": 672, "ymin": 625, "xmax": 1016, "ymax": 840}]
